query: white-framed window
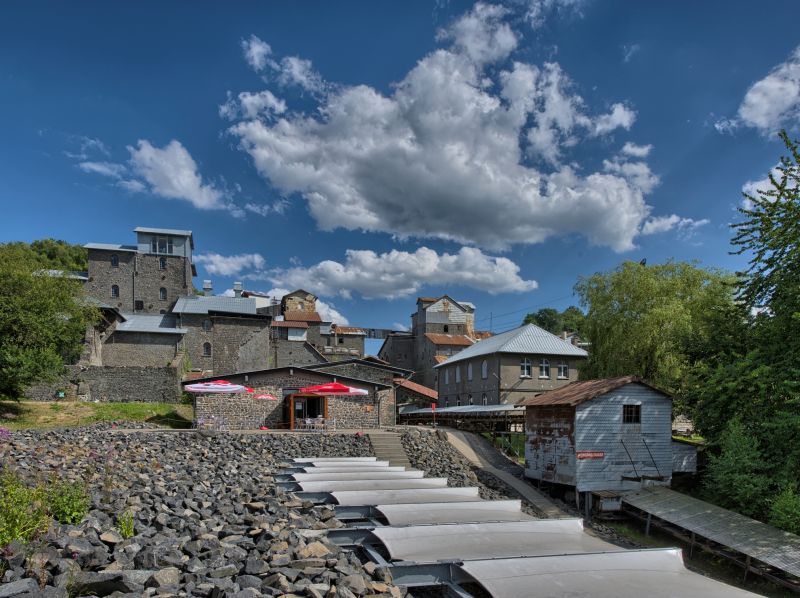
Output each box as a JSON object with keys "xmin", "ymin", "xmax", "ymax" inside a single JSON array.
[
  {"xmin": 481, "ymin": 360, "xmax": 488, "ymax": 379},
  {"xmin": 110, "ymin": 254, "xmax": 119, "ymax": 268},
  {"xmin": 482, "ymin": 393, "xmax": 488, "ymax": 406},
  {"xmin": 151, "ymin": 236, "xmax": 174, "ymax": 255},
  {"xmin": 467, "ymin": 363, "xmax": 473, "ymax": 381},
  {"xmin": 111, "ymin": 284, "xmax": 119, "ymax": 298},
  {"xmin": 455, "ymin": 366, "xmax": 461, "ymax": 383},
  {"xmin": 557, "ymin": 362, "xmax": 569, "ymax": 379},
  {"xmin": 159, "ymin": 256, "xmax": 167, "ymax": 270},
  {"xmin": 159, "ymin": 287, "xmax": 167, "ymax": 301},
  {"xmin": 539, "ymin": 358, "xmax": 550, "ymax": 379},
  {"xmin": 445, "ymin": 369, "xmax": 450, "ymax": 385},
  {"xmin": 203, "ymin": 342, "xmax": 212, "ymax": 357},
  {"xmin": 520, "ymin": 358, "xmax": 532, "ymax": 378}
]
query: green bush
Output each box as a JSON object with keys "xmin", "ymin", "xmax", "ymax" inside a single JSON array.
[
  {"xmin": 0, "ymin": 471, "xmax": 49, "ymax": 548},
  {"xmin": 770, "ymin": 487, "xmax": 800, "ymax": 534},
  {"xmin": 116, "ymin": 510, "xmax": 135, "ymax": 539},
  {"xmin": 46, "ymin": 479, "xmax": 90, "ymax": 525}
]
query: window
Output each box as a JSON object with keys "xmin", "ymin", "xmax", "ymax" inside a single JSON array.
[
  {"xmin": 468, "ymin": 394, "xmax": 473, "ymax": 405},
  {"xmin": 455, "ymin": 366, "xmax": 461, "ymax": 383},
  {"xmin": 159, "ymin": 287, "xmax": 167, "ymax": 301},
  {"xmin": 539, "ymin": 359, "xmax": 550, "ymax": 379},
  {"xmin": 111, "ymin": 284, "xmax": 119, "ymax": 298},
  {"xmin": 151, "ymin": 236, "xmax": 174, "ymax": 254},
  {"xmin": 134, "ymin": 300, "xmax": 144, "ymax": 311},
  {"xmin": 456, "ymin": 395, "xmax": 461, "ymax": 407},
  {"xmin": 481, "ymin": 360, "xmax": 488, "ymax": 379},
  {"xmin": 443, "ymin": 324, "xmax": 449, "ymax": 333},
  {"xmin": 520, "ymin": 358, "xmax": 532, "ymax": 378},
  {"xmin": 202, "ymin": 319, "xmax": 213, "ymax": 331},
  {"xmin": 110, "ymin": 254, "xmax": 119, "ymax": 268},
  {"xmin": 203, "ymin": 342, "xmax": 212, "ymax": 357},
  {"xmin": 159, "ymin": 256, "xmax": 167, "ymax": 270},
  {"xmin": 482, "ymin": 393, "xmax": 488, "ymax": 406},
  {"xmin": 467, "ymin": 363, "xmax": 473, "ymax": 381},
  {"xmin": 338, "ymin": 337, "xmax": 344, "ymax": 344},
  {"xmin": 445, "ymin": 369, "xmax": 450, "ymax": 385},
  {"xmin": 557, "ymin": 362, "xmax": 569, "ymax": 379},
  {"xmin": 623, "ymin": 404, "xmax": 641, "ymax": 424}
]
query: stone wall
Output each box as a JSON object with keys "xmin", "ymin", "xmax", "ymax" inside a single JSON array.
[
  {"xmin": 24, "ymin": 364, "xmax": 181, "ymax": 403},
  {"xmin": 269, "ymin": 339, "xmax": 326, "ymax": 369},
  {"xmin": 179, "ymin": 313, "xmax": 271, "ymax": 376},
  {"xmin": 102, "ymin": 331, "xmax": 181, "ymax": 367},
  {"xmin": 85, "ymin": 249, "xmax": 137, "ymax": 312},
  {"xmin": 194, "ymin": 393, "xmax": 284, "ymax": 430}
]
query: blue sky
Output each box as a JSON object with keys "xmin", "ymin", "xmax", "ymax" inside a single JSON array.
[{"xmin": 2, "ymin": 1, "xmax": 800, "ymax": 352}]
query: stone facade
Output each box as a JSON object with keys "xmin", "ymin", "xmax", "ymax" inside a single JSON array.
[
  {"xmin": 102, "ymin": 331, "xmax": 182, "ymax": 367},
  {"xmin": 85, "ymin": 249, "xmax": 192, "ymax": 314},
  {"xmin": 268, "ymin": 339, "xmax": 326, "ymax": 369},
  {"xmin": 178, "ymin": 313, "xmax": 271, "ymax": 376},
  {"xmin": 25, "ymin": 364, "xmax": 181, "ymax": 403}
]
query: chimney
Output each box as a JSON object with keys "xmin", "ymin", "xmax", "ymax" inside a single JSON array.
[
  {"xmin": 233, "ymin": 281, "xmax": 243, "ymax": 298},
  {"xmin": 203, "ymin": 280, "xmax": 213, "ymax": 296},
  {"xmin": 562, "ymin": 331, "xmax": 568, "ymax": 340}
]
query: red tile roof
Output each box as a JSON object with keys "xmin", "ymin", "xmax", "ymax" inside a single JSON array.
[
  {"xmin": 433, "ymin": 355, "xmax": 449, "ymax": 364},
  {"xmin": 333, "ymin": 326, "xmax": 366, "ymax": 335},
  {"xmin": 472, "ymin": 330, "xmax": 493, "ymax": 340},
  {"xmin": 271, "ymin": 320, "xmax": 308, "ymax": 329},
  {"xmin": 394, "ymin": 377, "xmax": 438, "ymax": 400},
  {"xmin": 284, "ymin": 311, "xmax": 322, "ymax": 322},
  {"xmin": 424, "ymin": 333, "xmax": 474, "ymax": 346},
  {"xmin": 518, "ymin": 376, "xmax": 669, "ymax": 407}
]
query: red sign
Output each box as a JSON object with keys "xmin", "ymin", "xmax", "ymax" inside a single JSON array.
[
  {"xmin": 431, "ymin": 403, "xmax": 436, "ymax": 411},
  {"xmin": 576, "ymin": 451, "xmax": 605, "ymax": 460}
]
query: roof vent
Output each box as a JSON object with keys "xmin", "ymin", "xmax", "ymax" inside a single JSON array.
[
  {"xmin": 203, "ymin": 280, "xmax": 213, "ymax": 296},
  {"xmin": 233, "ymin": 281, "xmax": 243, "ymax": 298}
]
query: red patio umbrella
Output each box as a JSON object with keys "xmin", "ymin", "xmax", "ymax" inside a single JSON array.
[
  {"xmin": 255, "ymin": 394, "xmax": 278, "ymax": 400},
  {"xmin": 299, "ymin": 382, "xmax": 368, "ymax": 396}
]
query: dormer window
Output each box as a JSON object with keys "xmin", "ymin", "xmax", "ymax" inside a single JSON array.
[
  {"xmin": 151, "ymin": 236, "xmax": 174, "ymax": 255},
  {"xmin": 110, "ymin": 254, "xmax": 119, "ymax": 268}
]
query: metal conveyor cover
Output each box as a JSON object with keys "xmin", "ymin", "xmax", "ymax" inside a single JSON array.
[
  {"xmin": 293, "ymin": 457, "xmax": 378, "ymax": 462},
  {"xmin": 332, "ymin": 487, "xmax": 481, "ymax": 506},
  {"xmin": 297, "ymin": 478, "xmax": 448, "ymax": 492},
  {"xmin": 458, "ymin": 549, "xmax": 760, "ymax": 598},
  {"xmin": 375, "ymin": 500, "xmax": 533, "ymax": 525},
  {"xmin": 371, "ymin": 519, "xmax": 614, "ymax": 562},
  {"xmin": 291, "ymin": 471, "xmax": 424, "ymax": 482}
]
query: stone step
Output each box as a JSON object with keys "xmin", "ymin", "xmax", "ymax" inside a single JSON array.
[{"xmin": 367, "ymin": 432, "xmax": 412, "ymax": 468}]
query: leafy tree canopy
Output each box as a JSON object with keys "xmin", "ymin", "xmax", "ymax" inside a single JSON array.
[{"xmin": 522, "ymin": 306, "xmax": 585, "ymax": 336}]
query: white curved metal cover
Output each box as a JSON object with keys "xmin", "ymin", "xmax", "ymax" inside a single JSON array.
[
  {"xmin": 297, "ymin": 478, "xmax": 448, "ymax": 492},
  {"xmin": 332, "ymin": 487, "xmax": 481, "ymax": 506},
  {"xmin": 292, "ymin": 457, "xmax": 378, "ymax": 463},
  {"xmin": 458, "ymin": 549, "xmax": 760, "ymax": 598},
  {"xmin": 297, "ymin": 460, "xmax": 391, "ymax": 468},
  {"xmin": 293, "ymin": 465, "xmax": 405, "ymax": 474},
  {"xmin": 370, "ymin": 519, "xmax": 614, "ymax": 561},
  {"xmin": 375, "ymin": 500, "xmax": 533, "ymax": 525},
  {"xmin": 290, "ymin": 471, "xmax": 424, "ymax": 482}
]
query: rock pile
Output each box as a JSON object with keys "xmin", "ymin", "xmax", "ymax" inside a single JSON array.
[{"xmin": 1, "ymin": 425, "xmax": 400, "ymax": 597}]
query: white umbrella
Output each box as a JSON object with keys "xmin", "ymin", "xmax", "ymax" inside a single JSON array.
[{"xmin": 185, "ymin": 380, "xmax": 247, "ymax": 393}]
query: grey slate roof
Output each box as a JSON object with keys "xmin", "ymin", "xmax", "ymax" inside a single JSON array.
[
  {"xmin": 116, "ymin": 314, "xmax": 187, "ymax": 334},
  {"xmin": 434, "ymin": 324, "xmax": 588, "ymax": 367},
  {"xmin": 84, "ymin": 243, "xmax": 138, "ymax": 253},
  {"xmin": 172, "ymin": 296, "xmax": 258, "ymax": 315}
]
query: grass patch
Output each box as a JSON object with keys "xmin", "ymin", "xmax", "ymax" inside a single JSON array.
[{"xmin": 0, "ymin": 401, "xmax": 193, "ymax": 430}]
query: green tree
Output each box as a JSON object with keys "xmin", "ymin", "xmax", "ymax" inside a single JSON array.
[
  {"xmin": 522, "ymin": 306, "xmax": 585, "ymax": 336},
  {"xmin": 770, "ymin": 487, "xmax": 800, "ymax": 534},
  {"xmin": 0, "ymin": 243, "xmax": 96, "ymax": 400},
  {"xmin": 574, "ymin": 260, "xmax": 737, "ymax": 395}
]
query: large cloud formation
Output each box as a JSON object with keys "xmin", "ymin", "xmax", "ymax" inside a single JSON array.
[{"xmin": 227, "ymin": 3, "xmax": 672, "ymax": 252}]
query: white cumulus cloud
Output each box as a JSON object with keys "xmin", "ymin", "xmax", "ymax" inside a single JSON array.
[
  {"xmin": 220, "ymin": 90, "xmax": 287, "ymax": 120},
  {"xmin": 267, "ymin": 246, "xmax": 538, "ymax": 300},
  {"xmin": 227, "ymin": 3, "xmax": 674, "ymax": 252},
  {"xmin": 621, "ymin": 142, "xmax": 652, "ymax": 158},
  {"xmin": 640, "ymin": 214, "xmax": 709, "ymax": 237},
  {"xmin": 195, "ymin": 252, "xmax": 267, "ymax": 276},
  {"xmin": 716, "ymin": 46, "xmax": 800, "ymax": 135},
  {"xmin": 241, "ymin": 35, "xmax": 274, "ymax": 72},
  {"xmin": 525, "ymin": 0, "xmax": 586, "ymax": 29}
]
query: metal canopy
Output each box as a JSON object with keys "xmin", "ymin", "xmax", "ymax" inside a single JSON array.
[
  {"xmin": 459, "ymin": 549, "xmax": 760, "ymax": 598},
  {"xmin": 296, "ymin": 478, "xmax": 449, "ymax": 492},
  {"xmin": 290, "ymin": 471, "xmax": 424, "ymax": 482},
  {"xmin": 374, "ymin": 500, "xmax": 533, "ymax": 526},
  {"xmin": 370, "ymin": 520, "xmax": 614, "ymax": 562},
  {"xmin": 293, "ymin": 457, "xmax": 378, "ymax": 462},
  {"xmin": 332, "ymin": 487, "xmax": 481, "ymax": 506},
  {"xmin": 624, "ymin": 486, "xmax": 800, "ymax": 578}
]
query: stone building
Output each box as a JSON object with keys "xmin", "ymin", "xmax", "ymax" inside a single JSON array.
[
  {"xmin": 435, "ymin": 323, "xmax": 588, "ymax": 407},
  {"xmin": 378, "ymin": 296, "xmax": 491, "ymax": 388},
  {"xmin": 84, "ymin": 227, "xmax": 195, "ymax": 314},
  {"xmin": 188, "ymin": 366, "xmax": 395, "ymax": 430}
]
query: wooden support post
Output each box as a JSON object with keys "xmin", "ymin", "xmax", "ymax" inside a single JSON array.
[
  {"xmin": 645, "ymin": 513, "xmax": 652, "ymax": 536},
  {"xmin": 576, "ymin": 491, "xmax": 581, "ymax": 511},
  {"xmin": 743, "ymin": 555, "xmax": 751, "ymax": 582},
  {"xmin": 584, "ymin": 493, "xmax": 591, "ymax": 520},
  {"xmin": 690, "ymin": 532, "xmax": 695, "ymax": 557}
]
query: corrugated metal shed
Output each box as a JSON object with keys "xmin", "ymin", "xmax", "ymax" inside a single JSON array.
[
  {"xmin": 115, "ymin": 314, "xmax": 187, "ymax": 334},
  {"xmin": 435, "ymin": 324, "xmax": 587, "ymax": 367},
  {"xmin": 172, "ymin": 296, "xmax": 258, "ymax": 315},
  {"xmin": 83, "ymin": 243, "xmax": 138, "ymax": 252}
]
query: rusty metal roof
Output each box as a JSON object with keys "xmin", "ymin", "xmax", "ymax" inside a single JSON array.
[
  {"xmin": 518, "ymin": 376, "xmax": 669, "ymax": 407},
  {"xmin": 270, "ymin": 320, "xmax": 308, "ymax": 329},
  {"xmin": 333, "ymin": 326, "xmax": 366, "ymax": 335},
  {"xmin": 424, "ymin": 333, "xmax": 474, "ymax": 346},
  {"xmin": 284, "ymin": 310, "xmax": 323, "ymax": 322},
  {"xmin": 393, "ymin": 377, "xmax": 438, "ymax": 400}
]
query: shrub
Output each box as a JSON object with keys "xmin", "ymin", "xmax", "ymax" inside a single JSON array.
[
  {"xmin": 770, "ymin": 487, "xmax": 800, "ymax": 534},
  {"xmin": 0, "ymin": 471, "xmax": 49, "ymax": 548},
  {"xmin": 46, "ymin": 479, "xmax": 90, "ymax": 525},
  {"xmin": 116, "ymin": 510, "xmax": 135, "ymax": 539}
]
